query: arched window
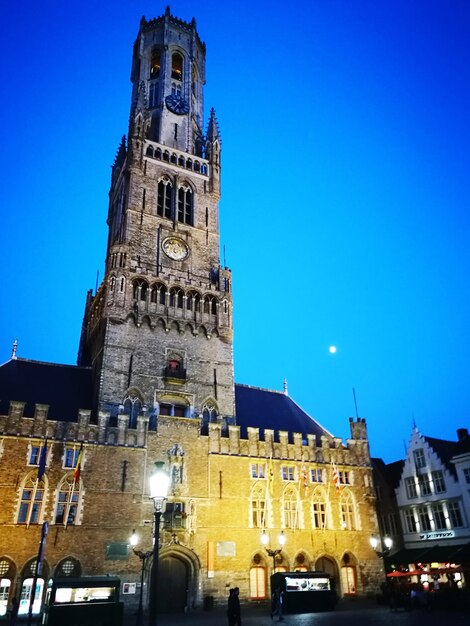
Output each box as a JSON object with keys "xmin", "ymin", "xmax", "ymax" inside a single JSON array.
[
  {"xmin": 55, "ymin": 557, "xmax": 81, "ymax": 578},
  {"xmin": 54, "ymin": 475, "xmax": 82, "ymax": 526},
  {"xmin": 312, "ymin": 488, "xmax": 328, "ymax": 529},
  {"xmin": 249, "ymin": 566, "xmax": 266, "ymax": 599},
  {"xmin": 250, "ymin": 484, "xmax": 266, "ymax": 528},
  {"xmin": 155, "ymin": 283, "xmax": 167, "ymax": 305},
  {"xmin": 340, "ymin": 490, "xmax": 356, "ymax": 530},
  {"xmin": 171, "ymin": 52, "xmax": 183, "ymax": 81},
  {"xmin": 157, "ymin": 179, "xmax": 172, "ymax": 219},
  {"xmin": 169, "ymin": 288, "xmax": 184, "ymax": 309},
  {"xmin": 202, "ymin": 402, "xmax": 218, "ymax": 424},
  {"xmin": 18, "ymin": 573, "xmax": 44, "ymax": 615},
  {"xmin": 283, "ymin": 486, "xmax": 299, "ymax": 529},
  {"xmin": 187, "ymin": 291, "xmax": 200, "ymax": 312},
  {"xmin": 150, "ymin": 48, "xmax": 161, "ymax": 78},
  {"xmin": 17, "ymin": 474, "xmax": 46, "ymax": 525},
  {"xmin": 177, "ymin": 185, "xmax": 193, "ymax": 225},
  {"xmin": 124, "ymin": 394, "xmax": 143, "ymax": 429},
  {"xmin": 0, "ymin": 558, "xmax": 15, "ymax": 617},
  {"xmin": 341, "ymin": 553, "xmax": 357, "ymax": 595}
]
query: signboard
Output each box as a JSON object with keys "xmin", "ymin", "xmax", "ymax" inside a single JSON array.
[{"xmin": 420, "ymin": 531, "xmax": 454, "ymax": 541}]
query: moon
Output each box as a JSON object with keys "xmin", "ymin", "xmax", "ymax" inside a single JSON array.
[{"xmin": 329, "ymin": 346, "xmax": 337, "ymax": 354}]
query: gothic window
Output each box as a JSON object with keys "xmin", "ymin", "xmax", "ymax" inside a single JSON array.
[
  {"xmin": 312, "ymin": 489, "xmax": 327, "ymax": 529},
  {"xmin": 109, "ymin": 277, "xmax": 115, "ymax": 293},
  {"xmin": 283, "ymin": 486, "xmax": 299, "ymax": 529},
  {"xmin": 171, "ymin": 52, "xmax": 183, "ymax": 81},
  {"xmin": 187, "ymin": 291, "xmax": 201, "ymax": 312},
  {"xmin": 250, "ymin": 484, "xmax": 266, "ymax": 528},
  {"xmin": 19, "ymin": 575, "xmax": 44, "ymax": 616},
  {"xmin": 17, "ymin": 474, "xmax": 46, "ymax": 525},
  {"xmin": 150, "ymin": 287, "xmax": 158, "ymax": 303},
  {"xmin": 0, "ymin": 573, "xmax": 11, "ymax": 616},
  {"xmin": 157, "ymin": 284, "xmax": 167, "ymax": 305},
  {"xmin": 54, "ymin": 475, "xmax": 82, "ymax": 525},
  {"xmin": 201, "ymin": 402, "xmax": 218, "ymax": 433},
  {"xmin": 55, "ymin": 557, "xmax": 81, "ymax": 577},
  {"xmin": 177, "ymin": 185, "xmax": 193, "ymax": 225},
  {"xmin": 339, "ymin": 491, "xmax": 356, "ymax": 530},
  {"xmin": 150, "ymin": 48, "xmax": 161, "ymax": 78},
  {"xmin": 132, "ymin": 280, "xmax": 148, "ymax": 301},
  {"xmin": 146, "ymin": 145, "xmax": 154, "ymax": 157},
  {"xmin": 249, "ymin": 566, "xmax": 266, "ymax": 599},
  {"xmin": 169, "ymin": 288, "xmax": 184, "ymax": 308},
  {"xmin": 157, "ymin": 179, "xmax": 172, "ymax": 219},
  {"xmin": 120, "ymin": 277, "xmax": 125, "ymax": 292},
  {"xmin": 124, "ymin": 394, "xmax": 143, "ymax": 428}
]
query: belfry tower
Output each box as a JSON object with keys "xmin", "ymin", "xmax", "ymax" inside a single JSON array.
[{"xmin": 78, "ymin": 8, "xmax": 235, "ymax": 428}]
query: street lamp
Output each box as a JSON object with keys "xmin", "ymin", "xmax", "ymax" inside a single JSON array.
[
  {"xmin": 129, "ymin": 530, "xmax": 153, "ymax": 625},
  {"xmin": 370, "ymin": 535, "xmax": 393, "ymax": 558},
  {"xmin": 261, "ymin": 530, "xmax": 286, "ymax": 572},
  {"xmin": 148, "ymin": 461, "xmax": 170, "ymax": 626}
]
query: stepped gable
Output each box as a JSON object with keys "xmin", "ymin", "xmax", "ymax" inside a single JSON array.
[
  {"xmin": 424, "ymin": 433, "xmax": 470, "ymax": 478},
  {"xmin": 0, "ymin": 358, "xmax": 92, "ymax": 420},
  {"xmin": 234, "ymin": 383, "xmax": 332, "ymax": 442}
]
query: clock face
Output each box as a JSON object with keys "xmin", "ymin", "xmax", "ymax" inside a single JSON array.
[
  {"xmin": 162, "ymin": 237, "xmax": 189, "ymax": 261},
  {"xmin": 165, "ymin": 94, "xmax": 190, "ymax": 115}
]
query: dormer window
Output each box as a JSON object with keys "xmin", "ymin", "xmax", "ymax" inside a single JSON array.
[
  {"xmin": 172, "ymin": 53, "xmax": 183, "ymax": 81},
  {"xmin": 150, "ymin": 48, "xmax": 161, "ymax": 78},
  {"xmin": 413, "ymin": 448, "xmax": 426, "ymax": 469}
]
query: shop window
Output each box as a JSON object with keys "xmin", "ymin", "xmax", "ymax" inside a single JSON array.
[
  {"xmin": 0, "ymin": 578, "xmax": 11, "ymax": 616},
  {"xmin": 19, "ymin": 577, "xmax": 44, "ymax": 615}
]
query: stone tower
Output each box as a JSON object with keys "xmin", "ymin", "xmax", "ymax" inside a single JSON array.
[{"xmin": 78, "ymin": 8, "xmax": 235, "ymax": 428}]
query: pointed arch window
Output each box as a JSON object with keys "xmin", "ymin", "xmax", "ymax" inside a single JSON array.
[
  {"xmin": 251, "ymin": 483, "xmax": 266, "ymax": 528},
  {"xmin": 340, "ymin": 490, "xmax": 357, "ymax": 530},
  {"xmin": 283, "ymin": 486, "xmax": 299, "ymax": 529},
  {"xmin": 177, "ymin": 185, "xmax": 193, "ymax": 225},
  {"xmin": 249, "ymin": 566, "xmax": 267, "ymax": 599},
  {"xmin": 312, "ymin": 489, "xmax": 328, "ymax": 529},
  {"xmin": 124, "ymin": 394, "xmax": 143, "ymax": 428},
  {"xmin": 17, "ymin": 475, "xmax": 46, "ymax": 525},
  {"xmin": 169, "ymin": 288, "xmax": 184, "ymax": 309},
  {"xmin": 150, "ymin": 48, "xmax": 161, "ymax": 78},
  {"xmin": 171, "ymin": 52, "xmax": 183, "ymax": 81},
  {"xmin": 157, "ymin": 179, "xmax": 172, "ymax": 219},
  {"xmin": 54, "ymin": 475, "xmax": 82, "ymax": 526}
]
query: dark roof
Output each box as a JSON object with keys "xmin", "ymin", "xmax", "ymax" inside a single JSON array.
[
  {"xmin": 371, "ymin": 458, "xmax": 404, "ymax": 495},
  {"xmin": 0, "ymin": 358, "xmax": 93, "ymax": 420},
  {"xmin": 424, "ymin": 434, "xmax": 470, "ymax": 477},
  {"xmin": 234, "ymin": 384, "xmax": 332, "ymax": 442}
]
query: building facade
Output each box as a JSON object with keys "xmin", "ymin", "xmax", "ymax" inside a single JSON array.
[{"xmin": 0, "ymin": 9, "xmax": 383, "ymax": 616}]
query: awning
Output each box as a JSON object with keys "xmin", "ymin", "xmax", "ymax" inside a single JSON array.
[{"xmin": 386, "ymin": 543, "xmax": 470, "ymax": 568}]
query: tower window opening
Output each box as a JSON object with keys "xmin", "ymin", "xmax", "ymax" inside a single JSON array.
[
  {"xmin": 170, "ymin": 288, "xmax": 184, "ymax": 309},
  {"xmin": 158, "ymin": 284, "xmax": 167, "ymax": 305},
  {"xmin": 178, "ymin": 185, "xmax": 193, "ymax": 225},
  {"xmin": 174, "ymin": 124, "xmax": 178, "ymax": 141},
  {"xmin": 150, "ymin": 48, "xmax": 161, "ymax": 78},
  {"xmin": 149, "ymin": 81, "xmax": 159, "ymax": 108},
  {"xmin": 171, "ymin": 83, "xmax": 182, "ymax": 97},
  {"xmin": 157, "ymin": 180, "xmax": 172, "ymax": 219},
  {"xmin": 171, "ymin": 52, "xmax": 183, "ymax": 81}
]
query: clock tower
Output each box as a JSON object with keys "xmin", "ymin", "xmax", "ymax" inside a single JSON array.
[{"xmin": 78, "ymin": 8, "xmax": 235, "ymax": 428}]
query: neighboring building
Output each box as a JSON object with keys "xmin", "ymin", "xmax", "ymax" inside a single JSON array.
[
  {"xmin": 0, "ymin": 8, "xmax": 382, "ymax": 616},
  {"xmin": 385, "ymin": 427, "xmax": 470, "ymax": 587},
  {"xmin": 372, "ymin": 458, "xmax": 404, "ymax": 553}
]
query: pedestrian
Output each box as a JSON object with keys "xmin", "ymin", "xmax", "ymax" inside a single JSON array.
[
  {"xmin": 233, "ymin": 587, "xmax": 241, "ymax": 626},
  {"xmin": 227, "ymin": 588, "xmax": 236, "ymax": 626},
  {"xmin": 8, "ymin": 597, "xmax": 18, "ymax": 626},
  {"xmin": 271, "ymin": 586, "xmax": 284, "ymax": 621}
]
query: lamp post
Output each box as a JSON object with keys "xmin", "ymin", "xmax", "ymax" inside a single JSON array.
[
  {"xmin": 148, "ymin": 461, "xmax": 170, "ymax": 626},
  {"xmin": 129, "ymin": 530, "xmax": 153, "ymax": 625},
  {"xmin": 370, "ymin": 535, "xmax": 393, "ymax": 559},
  {"xmin": 261, "ymin": 530, "xmax": 286, "ymax": 572}
]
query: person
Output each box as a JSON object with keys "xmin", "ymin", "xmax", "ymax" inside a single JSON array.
[
  {"xmin": 227, "ymin": 588, "xmax": 236, "ymax": 626},
  {"xmin": 8, "ymin": 597, "xmax": 18, "ymax": 626},
  {"xmin": 271, "ymin": 586, "xmax": 284, "ymax": 621},
  {"xmin": 233, "ymin": 587, "xmax": 241, "ymax": 625}
]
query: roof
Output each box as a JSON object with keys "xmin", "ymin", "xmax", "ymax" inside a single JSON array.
[
  {"xmin": 0, "ymin": 360, "xmax": 334, "ymax": 441},
  {"xmin": 424, "ymin": 434, "xmax": 470, "ymax": 477},
  {"xmin": 234, "ymin": 384, "xmax": 332, "ymax": 443},
  {"xmin": 371, "ymin": 458, "xmax": 405, "ymax": 492},
  {"xmin": 0, "ymin": 358, "xmax": 93, "ymax": 421}
]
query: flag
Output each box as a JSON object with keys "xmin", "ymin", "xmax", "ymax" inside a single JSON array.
[
  {"xmin": 332, "ymin": 461, "xmax": 341, "ymax": 495},
  {"xmin": 37, "ymin": 438, "xmax": 48, "ymax": 481},
  {"xmin": 300, "ymin": 461, "xmax": 308, "ymax": 497},
  {"xmin": 73, "ymin": 443, "xmax": 84, "ymax": 484}
]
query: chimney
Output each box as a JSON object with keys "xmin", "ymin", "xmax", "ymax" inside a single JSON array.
[{"xmin": 457, "ymin": 428, "xmax": 468, "ymax": 442}]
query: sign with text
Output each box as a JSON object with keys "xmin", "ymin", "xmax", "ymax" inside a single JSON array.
[{"xmin": 420, "ymin": 531, "xmax": 454, "ymax": 541}]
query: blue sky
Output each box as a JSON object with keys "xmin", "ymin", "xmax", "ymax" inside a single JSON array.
[{"xmin": 1, "ymin": 1, "xmax": 469, "ymax": 463}]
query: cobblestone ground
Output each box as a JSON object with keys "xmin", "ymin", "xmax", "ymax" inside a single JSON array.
[{"xmin": 123, "ymin": 598, "xmax": 470, "ymax": 626}]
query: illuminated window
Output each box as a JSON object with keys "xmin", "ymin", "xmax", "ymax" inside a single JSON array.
[
  {"xmin": 157, "ymin": 179, "xmax": 172, "ymax": 219},
  {"xmin": 17, "ymin": 475, "xmax": 45, "ymax": 525},
  {"xmin": 249, "ymin": 566, "xmax": 266, "ymax": 599},
  {"xmin": 54, "ymin": 475, "xmax": 81, "ymax": 525},
  {"xmin": 340, "ymin": 491, "xmax": 356, "ymax": 530},
  {"xmin": 341, "ymin": 566, "xmax": 356, "ymax": 595},
  {"xmin": 0, "ymin": 578, "xmax": 11, "ymax": 616},
  {"xmin": 19, "ymin": 577, "xmax": 44, "ymax": 615},
  {"xmin": 150, "ymin": 48, "xmax": 161, "ymax": 78},
  {"xmin": 404, "ymin": 508, "xmax": 417, "ymax": 533},
  {"xmin": 28, "ymin": 443, "xmax": 47, "ymax": 466},
  {"xmin": 417, "ymin": 506, "xmax": 431, "ymax": 532},
  {"xmin": 177, "ymin": 185, "xmax": 193, "ymax": 225},
  {"xmin": 251, "ymin": 484, "xmax": 266, "ymax": 528},
  {"xmin": 312, "ymin": 489, "xmax": 327, "ymax": 529},
  {"xmin": 171, "ymin": 53, "xmax": 183, "ymax": 81},
  {"xmin": 431, "ymin": 503, "xmax": 447, "ymax": 530},
  {"xmin": 283, "ymin": 487, "xmax": 298, "ymax": 529}
]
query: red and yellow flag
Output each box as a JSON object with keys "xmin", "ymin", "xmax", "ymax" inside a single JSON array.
[{"xmin": 73, "ymin": 443, "xmax": 84, "ymax": 485}]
